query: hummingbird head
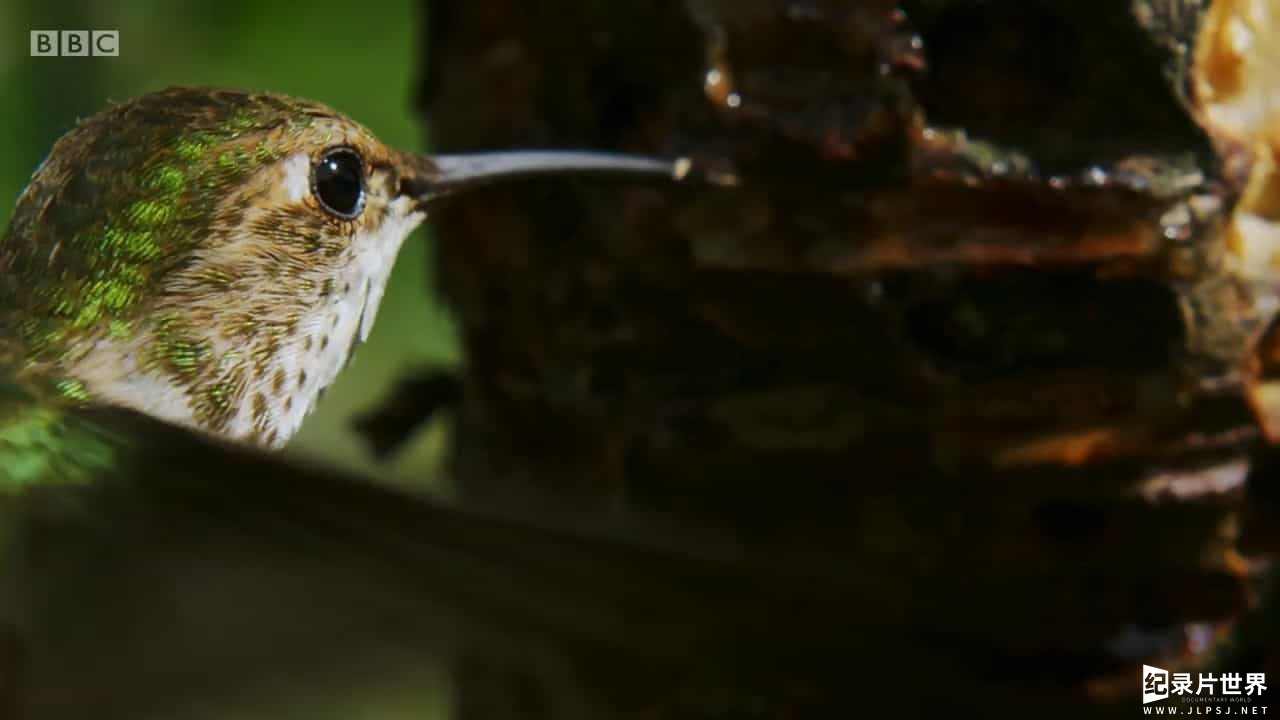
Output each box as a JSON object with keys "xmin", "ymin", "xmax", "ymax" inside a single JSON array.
[{"xmin": 0, "ymin": 86, "xmax": 684, "ymax": 448}]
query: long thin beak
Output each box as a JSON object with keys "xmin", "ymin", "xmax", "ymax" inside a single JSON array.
[{"xmin": 399, "ymin": 150, "xmax": 735, "ymax": 204}]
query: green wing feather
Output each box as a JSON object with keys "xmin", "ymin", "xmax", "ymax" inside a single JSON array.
[{"xmin": 0, "ymin": 380, "xmax": 120, "ymax": 493}]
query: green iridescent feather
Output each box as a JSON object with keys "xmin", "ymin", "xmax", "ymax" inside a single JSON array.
[
  {"xmin": 0, "ymin": 381, "xmax": 118, "ymax": 493},
  {"xmin": 0, "ymin": 88, "xmax": 316, "ymax": 368}
]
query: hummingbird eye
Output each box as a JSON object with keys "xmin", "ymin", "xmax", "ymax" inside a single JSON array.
[{"xmin": 311, "ymin": 147, "xmax": 366, "ymax": 219}]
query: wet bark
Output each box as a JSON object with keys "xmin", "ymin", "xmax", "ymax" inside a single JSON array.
[{"xmin": 414, "ymin": 0, "xmax": 1276, "ymax": 716}]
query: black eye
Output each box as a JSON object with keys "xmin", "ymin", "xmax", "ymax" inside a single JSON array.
[{"xmin": 311, "ymin": 147, "xmax": 365, "ymax": 218}]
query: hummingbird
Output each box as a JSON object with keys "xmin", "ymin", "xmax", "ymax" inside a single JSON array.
[
  {"xmin": 0, "ymin": 85, "xmax": 703, "ymax": 492},
  {"xmin": 0, "ymin": 85, "xmax": 877, "ymax": 720}
]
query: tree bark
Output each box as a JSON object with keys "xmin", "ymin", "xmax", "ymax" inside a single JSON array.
[{"xmin": 416, "ymin": 0, "xmax": 1275, "ymax": 716}]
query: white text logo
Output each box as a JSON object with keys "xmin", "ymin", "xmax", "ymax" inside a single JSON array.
[{"xmin": 30, "ymin": 31, "xmax": 119, "ymax": 57}]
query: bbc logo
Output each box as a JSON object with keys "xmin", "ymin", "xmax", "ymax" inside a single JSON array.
[{"xmin": 30, "ymin": 31, "xmax": 119, "ymax": 57}]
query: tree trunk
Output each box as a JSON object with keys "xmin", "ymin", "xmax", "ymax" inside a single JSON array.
[{"xmin": 417, "ymin": 0, "xmax": 1276, "ymax": 716}]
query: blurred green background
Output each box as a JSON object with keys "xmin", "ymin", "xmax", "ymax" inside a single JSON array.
[{"xmin": 1, "ymin": 0, "xmax": 458, "ymax": 715}]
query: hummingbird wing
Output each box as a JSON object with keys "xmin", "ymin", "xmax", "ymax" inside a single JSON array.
[
  {"xmin": 0, "ymin": 378, "xmax": 125, "ymax": 495},
  {"xmin": 0, "ymin": 379, "xmax": 882, "ymax": 719}
]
